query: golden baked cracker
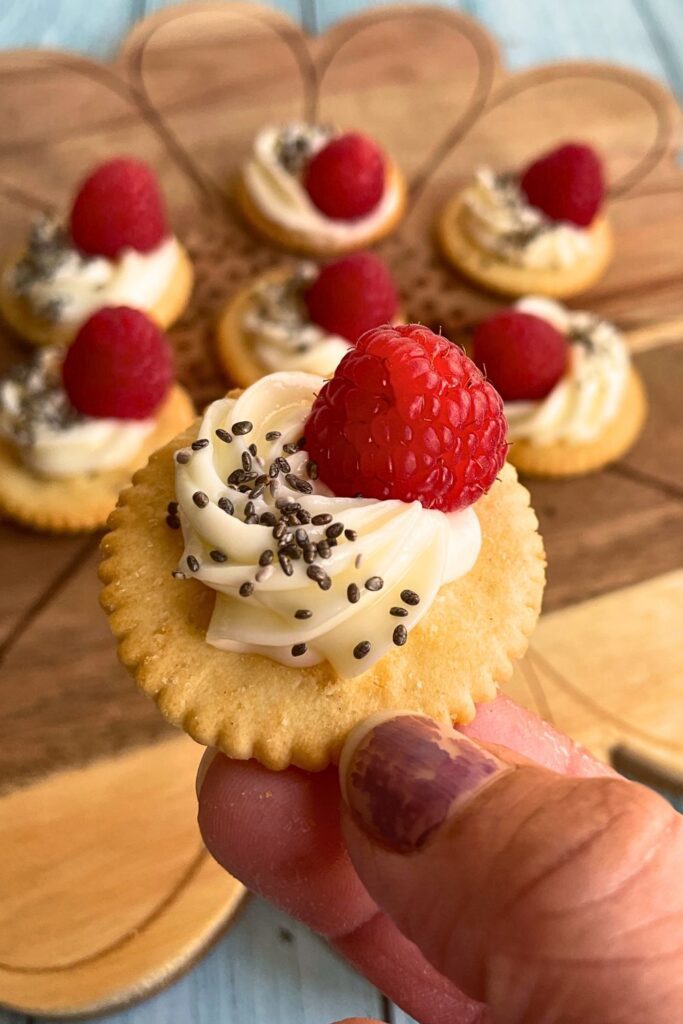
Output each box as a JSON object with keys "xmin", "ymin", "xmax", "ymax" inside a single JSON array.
[
  {"xmin": 216, "ymin": 268, "xmax": 406, "ymax": 387},
  {"xmin": 0, "ymin": 244, "xmax": 194, "ymax": 348},
  {"xmin": 235, "ymin": 162, "xmax": 407, "ymax": 257},
  {"xmin": 437, "ymin": 194, "xmax": 613, "ymax": 299},
  {"xmin": 508, "ymin": 367, "xmax": 647, "ymax": 478},
  {"xmin": 99, "ymin": 426, "xmax": 545, "ymax": 771},
  {"xmin": 0, "ymin": 384, "xmax": 194, "ymax": 533}
]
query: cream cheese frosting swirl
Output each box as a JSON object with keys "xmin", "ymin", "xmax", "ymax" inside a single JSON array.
[
  {"xmin": 174, "ymin": 371, "xmax": 482, "ymax": 678},
  {"xmin": 0, "ymin": 347, "xmax": 155, "ymax": 478},
  {"xmin": 243, "ymin": 124, "xmax": 402, "ymax": 248},
  {"xmin": 243, "ymin": 264, "xmax": 350, "ymax": 376},
  {"xmin": 461, "ymin": 168, "xmax": 593, "ymax": 270},
  {"xmin": 5, "ymin": 217, "xmax": 179, "ymax": 327},
  {"xmin": 505, "ymin": 297, "xmax": 629, "ymax": 446}
]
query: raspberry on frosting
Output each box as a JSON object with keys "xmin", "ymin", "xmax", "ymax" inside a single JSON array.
[
  {"xmin": 520, "ymin": 143, "xmax": 605, "ymax": 227},
  {"xmin": 62, "ymin": 306, "xmax": 173, "ymax": 420},
  {"xmin": 305, "ymin": 323, "xmax": 508, "ymax": 511},
  {"xmin": 303, "ymin": 252, "xmax": 398, "ymax": 342},
  {"xmin": 472, "ymin": 309, "xmax": 568, "ymax": 401},
  {"xmin": 304, "ymin": 133, "xmax": 385, "ymax": 220},
  {"xmin": 69, "ymin": 157, "xmax": 170, "ymax": 259}
]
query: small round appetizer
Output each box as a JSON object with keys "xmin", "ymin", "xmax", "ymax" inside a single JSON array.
[
  {"xmin": 472, "ymin": 297, "xmax": 646, "ymax": 477},
  {"xmin": 0, "ymin": 158, "xmax": 194, "ymax": 347},
  {"xmin": 100, "ymin": 323, "xmax": 545, "ymax": 770},
  {"xmin": 438, "ymin": 143, "xmax": 612, "ymax": 299},
  {"xmin": 236, "ymin": 123, "xmax": 407, "ymax": 256},
  {"xmin": 0, "ymin": 307, "xmax": 194, "ymax": 532},
  {"xmin": 216, "ymin": 251, "xmax": 401, "ymax": 386}
]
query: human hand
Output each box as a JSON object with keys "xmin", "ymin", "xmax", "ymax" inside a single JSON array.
[{"xmin": 197, "ymin": 695, "xmax": 683, "ymax": 1024}]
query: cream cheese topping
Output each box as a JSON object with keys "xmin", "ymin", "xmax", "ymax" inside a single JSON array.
[
  {"xmin": 243, "ymin": 124, "xmax": 402, "ymax": 248},
  {"xmin": 505, "ymin": 297, "xmax": 629, "ymax": 445},
  {"xmin": 174, "ymin": 371, "xmax": 482, "ymax": 678},
  {"xmin": 0, "ymin": 347, "xmax": 155, "ymax": 478},
  {"xmin": 461, "ymin": 168, "xmax": 593, "ymax": 270},
  {"xmin": 243, "ymin": 264, "xmax": 350, "ymax": 376},
  {"xmin": 5, "ymin": 217, "xmax": 179, "ymax": 327}
]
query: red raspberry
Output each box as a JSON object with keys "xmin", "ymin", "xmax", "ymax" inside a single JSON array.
[
  {"xmin": 62, "ymin": 307, "xmax": 173, "ymax": 420},
  {"xmin": 69, "ymin": 157, "xmax": 169, "ymax": 259},
  {"xmin": 305, "ymin": 324, "xmax": 507, "ymax": 511},
  {"xmin": 472, "ymin": 309, "xmax": 568, "ymax": 401},
  {"xmin": 520, "ymin": 143, "xmax": 604, "ymax": 227},
  {"xmin": 304, "ymin": 133, "xmax": 385, "ymax": 220},
  {"xmin": 303, "ymin": 252, "xmax": 398, "ymax": 343}
]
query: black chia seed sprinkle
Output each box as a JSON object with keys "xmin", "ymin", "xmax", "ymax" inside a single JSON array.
[
  {"xmin": 282, "ymin": 442, "xmax": 299, "ymax": 455},
  {"xmin": 390, "ymin": 606, "xmax": 408, "ymax": 617},
  {"xmin": 287, "ymin": 474, "xmax": 313, "ymax": 494},
  {"xmin": 248, "ymin": 443, "xmax": 258, "ymax": 457},
  {"xmin": 344, "ymin": 529, "xmax": 357, "ymax": 542},
  {"xmin": 306, "ymin": 459, "xmax": 318, "ymax": 479},
  {"xmin": 167, "ymin": 501, "xmax": 178, "ymax": 514},
  {"xmin": 353, "ymin": 640, "xmax": 371, "ymax": 660},
  {"xmin": 347, "ymin": 583, "xmax": 361, "ymax": 604},
  {"xmin": 307, "ymin": 564, "xmax": 331, "ymax": 590},
  {"xmin": 276, "ymin": 457, "xmax": 291, "ymax": 474},
  {"xmin": 393, "ymin": 624, "xmax": 408, "ymax": 647},
  {"xmin": 326, "ymin": 522, "xmax": 344, "ymax": 539},
  {"xmin": 250, "ymin": 484, "xmax": 266, "ymax": 500},
  {"xmin": 175, "ymin": 449, "xmax": 191, "ymax": 464},
  {"xmin": 265, "ymin": 430, "xmax": 281, "ymax": 441},
  {"xmin": 166, "ymin": 514, "xmax": 181, "ymax": 530},
  {"xmin": 294, "ymin": 609, "xmax": 312, "ymax": 619},
  {"xmin": 239, "ymin": 581, "xmax": 254, "ymax": 597},
  {"xmin": 365, "ymin": 576, "xmax": 383, "ymax": 592},
  {"xmin": 268, "ymin": 463, "xmax": 279, "ymax": 478},
  {"xmin": 255, "ymin": 565, "xmax": 274, "ymax": 582},
  {"xmin": 312, "ymin": 514, "xmax": 332, "ymax": 526},
  {"xmin": 228, "ymin": 469, "xmax": 246, "ymax": 485},
  {"xmin": 218, "ymin": 496, "xmax": 234, "ymax": 515},
  {"xmin": 191, "ymin": 438, "xmax": 209, "ymax": 450},
  {"xmin": 260, "ymin": 512, "xmax": 277, "ymax": 527},
  {"xmin": 297, "ymin": 509, "xmax": 311, "ymax": 524},
  {"xmin": 244, "ymin": 515, "xmax": 260, "ymax": 525},
  {"xmin": 242, "ymin": 451, "xmax": 253, "ymax": 472},
  {"xmin": 192, "ymin": 491, "xmax": 209, "ymax": 508},
  {"xmin": 187, "ymin": 555, "xmax": 200, "ymax": 573},
  {"xmin": 295, "ymin": 528, "xmax": 309, "ymax": 546},
  {"xmin": 278, "ymin": 552, "xmax": 293, "ymax": 576},
  {"xmin": 215, "ymin": 428, "xmax": 232, "ymax": 443},
  {"xmin": 244, "ymin": 500, "xmax": 255, "ymax": 518},
  {"xmin": 273, "ymin": 522, "xmax": 287, "ymax": 540},
  {"xmin": 317, "ymin": 540, "xmax": 331, "ymax": 559},
  {"xmin": 303, "ymin": 544, "xmax": 317, "ymax": 564},
  {"xmin": 210, "ymin": 550, "xmax": 227, "ymax": 563},
  {"xmin": 401, "ymin": 589, "xmax": 420, "ymax": 606},
  {"xmin": 291, "ymin": 643, "xmax": 307, "ymax": 657},
  {"xmin": 259, "ymin": 549, "xmax": 274, "ymax": 566},
  {"xmin": 232, "ymin": 421, "xmax": 253, "ymax": 436}
]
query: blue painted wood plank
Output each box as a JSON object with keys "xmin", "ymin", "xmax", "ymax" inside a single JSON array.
[
  {"xmin": 143, "ymin": 0, "xmax": 305, "ymax": 27},
  {"xmin": 29, "ymin": 898, "xmax": 383, "ymax": 1024},
  {"xmin": 469, "ymin": 0, "xmax": 670, "ymax": 83},
  {"xmin": 0, "ymin": 0, "xmax": 138, "ymax": 59},
  {"xmin": 632, "ymin": 0, "xmax": 683, "ymax": 94}
]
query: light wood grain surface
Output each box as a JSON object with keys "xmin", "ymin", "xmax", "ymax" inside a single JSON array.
[{"xmin": 0, "ymin": 2, "xmax": 681, "ymax": 1023}]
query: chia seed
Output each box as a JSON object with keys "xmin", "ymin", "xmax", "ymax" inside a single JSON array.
[
  {"xmin": 392, "ymin": 624, "xmax": 408, "ymax": 647},
  {"xmin": 353, "ymin": 640, "xmax": 371, "ymax": 660}
]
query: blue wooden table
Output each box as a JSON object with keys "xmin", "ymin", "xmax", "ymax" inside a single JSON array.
[{"xmin": 0, "ymin": 1, "xmax": 681, "ymax": 1022}]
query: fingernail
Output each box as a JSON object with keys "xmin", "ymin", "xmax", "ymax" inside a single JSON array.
[
  {"xmin": 196, "ymin": 747, "xmax": 217, "ymax": 800},
  {"xmin": 340, "ymin": 713, "xmax": 510, "ymax": 854}
]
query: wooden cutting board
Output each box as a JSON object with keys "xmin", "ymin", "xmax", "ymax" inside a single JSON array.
[{"xmin": 0, "ymin": 3, "xmax": 682, "ymax": 1016}]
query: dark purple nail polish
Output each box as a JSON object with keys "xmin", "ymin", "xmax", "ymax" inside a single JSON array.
[{"xmin": 342, "ymin": 714, "xmax": 506, "ymax": 854}]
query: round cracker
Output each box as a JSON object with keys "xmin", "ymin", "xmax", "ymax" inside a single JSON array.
[
  {"xmin": 0, "ymin": 384, "xmax": 194, "ymax": 533},
  {"xmin": 99, "ymin": 425, "xmax": 545, "ymax": 771},
  {"xmin": 508, "ymin": 367, "xmax": 647, "ymax": 478},
  {"xmin": 437, "ymin": 193, "xmax": 613, "ymax": 299}
]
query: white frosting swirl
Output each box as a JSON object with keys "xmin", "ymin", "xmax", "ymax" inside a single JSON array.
[
  {"xmin": 461, "ymin": 168, "xmax": 593, "ymax": 270},
  {"xmin": 5, "ymin": 226, "xmax": 179, "ymax": 327},
  {"xmin": 505, "ymin": 297, "xmax": 629, "ymax": 445},
  {"xmin": 243, "ymin": 124, "xmax": 402, "ymax": 248},
  {"xmin": 243, "ymin": 264, "xmax": 350, "ymax": 376},
  {"xmin": 174, "ymin": 372, "xmax": 482, "ymax": 678},
  {"xmin": 0, "ymin": 347, "xmax": 154, "ymax": 478}
]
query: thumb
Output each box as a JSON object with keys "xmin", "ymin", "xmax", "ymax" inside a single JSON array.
[{"xmin": 339, "ymin": 714, "xmax": 683, "ymax": 1024}]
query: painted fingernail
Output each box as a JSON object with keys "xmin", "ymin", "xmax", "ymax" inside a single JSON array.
[
  {"xmin": 196, "ymin": 747, "xmax": 218, "ymax": 800},
  {"xmin": 340, "ymin": 713, "xmax": 510, "ymax": 854}
]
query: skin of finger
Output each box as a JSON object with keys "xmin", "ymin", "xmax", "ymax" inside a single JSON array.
[
  {"xmin": 460, "ymin": 694, "xmax": 614, "ymax": 777},
  {"xmin": 341, "ymin": 767, "xmax": 683, "ymax": 1024},
  {"xmin": 199, "ymin": 754, "xmax": 489, "ymax": 1024}
]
